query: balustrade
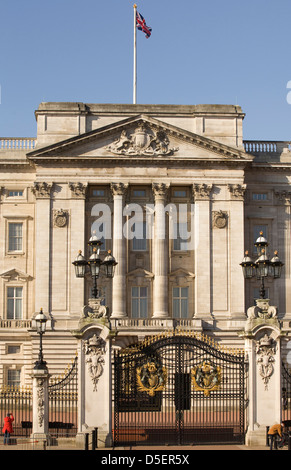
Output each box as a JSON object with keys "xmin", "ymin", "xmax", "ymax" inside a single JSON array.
[{"xmin": 0, "ymin": 138, "xmax": 36, "ymax": 150}]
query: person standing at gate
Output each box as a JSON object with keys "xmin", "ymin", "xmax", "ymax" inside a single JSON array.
[
  {"xmin": 268, "ymin": 422, "xmax": 283, "ymax": 450},
  {"xmin": 2, "ymin": 413, "xmax": 14, "ymax": 445}
]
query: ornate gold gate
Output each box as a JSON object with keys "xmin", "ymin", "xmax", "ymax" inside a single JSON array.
[{"xmin": 113, "ymin": 330, "xmax": 246, "ymax": 446}]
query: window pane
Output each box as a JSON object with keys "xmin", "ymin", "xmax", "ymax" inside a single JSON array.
[
  {"xmin": 181, "ymin": 287, "xmax": 188, "ymax": 298},
  {"xmin": 15, "ymin": 299, "xmax": 22, "ymax": 319},
  {"xmin": 181, "ymin": 299, "xmax": 188, "ymax": 318},
  {"xmin": 132, "ymin": 298, "xmax": 139, "ymax": 318},
  {"xmin": 7, "ymin": 287, "xmax": 14, "ymax": 298},
  {"xmin": 140, "ymin": 287, "xmax": 147, "ymax": 298},
  {"xmin": 7, "ymin": 299, "xmax": 15, "ymax": 319},
  {"xmin": 173, "ymin": 298, "xmax": 180, "ymax": 317},
  {"xmin": 132, "ymin": 287, "xmax": 139, "ymax": 298},
  {"xmin": 139, "ymin": 298, "xmax": 148, "ymax": 318},
  {"xmin": 173, "ymin": 287, "xmax": 180, "ymax": 298}
]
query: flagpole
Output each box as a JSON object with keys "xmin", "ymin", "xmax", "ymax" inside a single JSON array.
[{"xmin": 133, "ymin": 4, "xmax": 137, "ymax": 104}]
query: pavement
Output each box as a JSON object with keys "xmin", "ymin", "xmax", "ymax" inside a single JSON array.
[{"xmin": 0, "ymin": 439, "xmax": 280, "ymax": 451}]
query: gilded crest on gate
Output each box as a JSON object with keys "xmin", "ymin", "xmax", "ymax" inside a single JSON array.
[
  {"xmin": 136, "ymin": 360, "xmax": 167, "ymax": 397},
  {"xmin": 191, "ymin": 361, "xmax": 221, "ymax": 396}
]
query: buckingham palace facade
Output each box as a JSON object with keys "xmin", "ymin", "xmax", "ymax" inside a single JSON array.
[{"xmin": 0, "ymin": 101, "xmax": 291, "ymax": 389}]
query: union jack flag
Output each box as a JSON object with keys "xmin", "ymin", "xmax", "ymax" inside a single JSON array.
[{"xmin": 136, "ymin": 11, "xmax": 152, "ymax": 38}]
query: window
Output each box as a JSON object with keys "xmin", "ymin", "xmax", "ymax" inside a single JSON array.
[
  {"xmin": 132, "ymin": 287, "xmax": 148, "ymax": 318},
  {"xmin": 132, "ymin": 221, "xmax": 147, "ymax": 251},
  {"xmin": 7, "ymin": 287, "xmax": 23, "ymax": 319},
  {"xmin": 133, "ymin": 190, "xmax": 146, "ymax": 197},
  {"xmin": 173, "ymin": 287, "xmax": 189, "ymax": 318},
  {"xmin": 252, "ymin": 193, "xmax": 267, "ymax": 201},
  {"xmin": 7, "ymin": 369, "xmax": 21, "ymax": 388},
  {"xmin": 173, "ymin": 222, "xmax": 189, "ymax": 251},
  {"xmin": 8, "ymin": 223, "xmax": 23, "ymax": 251},
  {"xmin": 92, "ymin": 189, "xmax": 105, "ymax": 197},
  {"xmin": 173, "ymin": 190, "xmax": 186, "ymax": 198},
  {"xmin": 7, "ymin": 345, "xmax": 21, "ymax": 354},
  {"xmin": 8, "ymin": 190, "xmax": 23, "ymax": 197}
]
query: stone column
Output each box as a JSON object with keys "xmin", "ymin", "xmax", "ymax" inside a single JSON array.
[
  {"xmin": 193, "ymin": 184, "xmax": 212, "ymax": 320},
  {"xmin": 152, "ymin": 183, "xmax": 170, "ymax": 318},
  {"xmin": 31, "ymin": 182, "xmax": 52, "ymax": 314},
  {"xmin": 110, "ymin": 183, "xmax": 128, "ymax": 318},
  {"xmin": 31, "ymin": 368, "xmax": 50, "ymax": 442}
]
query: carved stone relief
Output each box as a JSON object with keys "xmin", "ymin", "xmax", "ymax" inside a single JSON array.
[
  {"xmin": 212, "ymin": 210, "xmax": 228, "ymax": 229},
  {"xmin": 106, "ymin": 123, "xmax": 179, "ymax": 156},
  {"xmin": 37, "ymin": 378, "xmax": 45, "ymax": 426},
  {"xmin": 83, "ymin": 334, "xmax": 107, "ymax": 392},
  {"xmin": 53, "ymin": 209, "xmax": 69, "ymax": 228},
  {"xmin": 256, "ymin": 334, "xmax": 276, "ymax": 390}
]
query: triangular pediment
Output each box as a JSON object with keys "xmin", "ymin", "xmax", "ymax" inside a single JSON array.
[
  {"xmin": 0, "ymin": 268, "xmax": 33, "ymax": 281},
  {"xmin": 27, "ymin": 114, "xmax": 252, "ymax": 164}
]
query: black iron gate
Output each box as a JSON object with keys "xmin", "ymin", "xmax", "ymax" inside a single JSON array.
[
  {"xmin": 114, "ymin": 331, "xmax": 246, "ymax": 446},
  {"xmin": 282, "ymin": 361, "xmax": 291, "ymax": 422}
]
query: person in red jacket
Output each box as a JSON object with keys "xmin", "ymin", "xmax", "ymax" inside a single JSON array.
[{"xmin": 2, "ymin": 413, "xmax": 14, "ymax": 445}]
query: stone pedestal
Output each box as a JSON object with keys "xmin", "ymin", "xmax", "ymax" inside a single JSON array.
[
  {"xmin": 240, "ymin": 299, "xmax": 284, "ymax": 446},
  {"xmin": 72, "ymin": 301, "xmax": 113, "ymax": 447},
  {"xmin": 31, "ymin": 367, "xmax": 50, "ymax": 442}
]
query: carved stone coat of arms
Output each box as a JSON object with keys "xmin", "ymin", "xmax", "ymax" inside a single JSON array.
[{"xmin": 106, "ymin": 123, "xmax": 179, "ymax": 157}]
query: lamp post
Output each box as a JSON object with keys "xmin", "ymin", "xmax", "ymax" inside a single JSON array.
[
  {"xmin": 34, "ymin": 308, "xmax": 48, "ymax": 370},
  {"xmin": 73, "ymin": 233, "xmax": 117, "ymax": 299},
  {"xmin": 240, "ymin": 231, "xmax": 284, "ymax": 299}
]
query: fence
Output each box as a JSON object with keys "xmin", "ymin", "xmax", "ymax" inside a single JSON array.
[{"xmin": 0, "ymin": 355, "xmax": 78, "ymax": 438}]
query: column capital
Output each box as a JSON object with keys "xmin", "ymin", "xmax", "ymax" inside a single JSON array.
[
  {"xmin": 69, "ymin": 182, "xmax": 88, "ymax": 199},
  {"xmin": 110, "ymin": 182, "xmax": 129, "ymax": 196},
  {"xmin": 274, "ymin": 189, "xmax": 291, "ymax": 205},
  {"xmin": 227, "ymin": 184, "xmax": 246, "ymax": 201},
  {"xmin": 192, "ymin": 183, "xmax": 213, "ymax": 201},
  {"xmin": 31, "ymin": 182, "xmax": 53, "ymax": 199},
  {"xmin": 152, "ymin": 183, "xmax": 170, "ymax": 199}
]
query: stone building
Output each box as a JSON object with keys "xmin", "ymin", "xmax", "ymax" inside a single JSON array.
[{"xmin": 0, "ymin": 102, "xmax": 291, "ymax": 445}]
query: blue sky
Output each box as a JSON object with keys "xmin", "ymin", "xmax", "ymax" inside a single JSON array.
[{"xmin": 1, "ymin": 0, "xmax": 291, "ymax": 140}]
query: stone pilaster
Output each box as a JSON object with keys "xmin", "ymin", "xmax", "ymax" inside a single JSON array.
[
  {"xmin": 110, "ymin": 183, "xmax": 128, "ymax": 318},
  {"xmin": 152, "ymin": 183, "xmax": 170, "ymax": 318},
  {"xmin": 31, "ymin": 182, "xmax": 53, "ymax": 313},
  {"xmin": 228, "ymin": 184, "xmax": 246, "ymax": 320},
  {"xmin": 69, "ymin": 182, "xmax": 87, "ymax": 315}
]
